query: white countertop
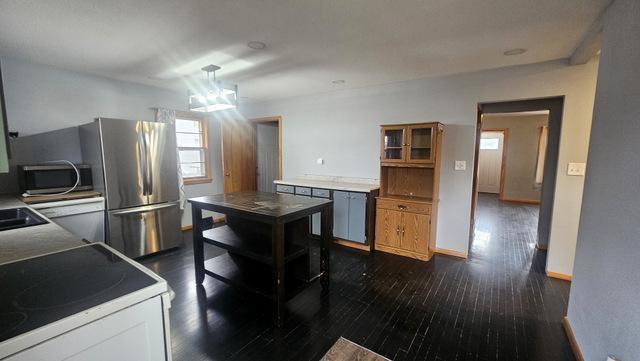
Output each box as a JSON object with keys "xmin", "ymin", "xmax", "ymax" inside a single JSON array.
[
  {"xmin": 274, "ymin": 175, "xmax": 380, "ymax": 193},
  {"xmin": 0, "ymin": 196, "xmax": 86, "ymax": 265}
]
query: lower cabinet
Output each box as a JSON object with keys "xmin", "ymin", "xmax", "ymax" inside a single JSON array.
[
  {"xmin": 375, "ymin": 207, "xmax": 430, "ymax": 259},
  {"xmin": 6, "ymin": 295, "xmax": 170, "ymax": 361},
  {"xmin": 277, "ymin": 183, "xmax": 374, "ymax": 247},
  {"xmin": 333, "ymin": 191, "xmax": 366, "ymax": 243}
]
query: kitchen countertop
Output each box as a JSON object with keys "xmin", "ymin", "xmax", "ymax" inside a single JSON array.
[
  {"xmin": 0, "ymin": 196, "xmax": 85, "ymax": 265},
  {"xmin": 274, "ymin": 175, "xmax": 380, "ymax": 193}
]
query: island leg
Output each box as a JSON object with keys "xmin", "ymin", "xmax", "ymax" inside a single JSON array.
[
  {"xmin": 272, "ymin": 221, "xmax": 286, "ymax": 327},
  {"xmin": 192, "ymin": 206, "xmax": 205, "ymax": 285},
  {"xmin": 320, "ymin": 205, "xmax": 333, "ymax": 291}
]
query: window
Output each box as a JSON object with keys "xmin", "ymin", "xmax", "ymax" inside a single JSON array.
[
  {"xmin": 175, "ymin": 113, "xmax": 211, "ymax": 184},
  {"xmin": 480, "ymin": 138, "xmax": 500, "ymax": 150}
]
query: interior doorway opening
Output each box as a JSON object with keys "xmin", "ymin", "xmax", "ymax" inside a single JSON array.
[
  {"xmin": 471, "ymin": 98, "xmax": 563, "ymax": 256},
  {"xmin": 220, "ymin": 116, "xmax": 282, "ymax": 193}
]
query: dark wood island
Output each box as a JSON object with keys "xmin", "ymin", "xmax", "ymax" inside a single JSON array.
[{"xmin": 188, "ymin": 191, "xmax": 333, "ymax": 326}]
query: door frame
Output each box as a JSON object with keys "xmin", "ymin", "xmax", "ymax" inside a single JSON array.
[
  {"xmin": 470, "ymin": 97, "xmax": 564, "ymax": 251},
  {"xmin": 250, "ymin": 116, "xmax": 282, "ymax": 180},
  {"xmin": 479, "ymin": 128, "xmax": 509, "ymax": 199}
]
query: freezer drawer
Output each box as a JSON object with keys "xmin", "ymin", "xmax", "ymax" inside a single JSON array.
[{"xmin": 107, "ymin": 201, "xmax": 182, "ymax": 258}]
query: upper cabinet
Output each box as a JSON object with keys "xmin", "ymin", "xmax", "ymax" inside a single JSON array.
[{"xmin": 380, "ymin": 124, "xmax": 438, "ymax": 165}]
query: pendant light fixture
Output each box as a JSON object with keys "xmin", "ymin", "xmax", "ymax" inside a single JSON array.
[{"xmin": 188, "ymin": 64, "xmax": 238, "ymax": 112}]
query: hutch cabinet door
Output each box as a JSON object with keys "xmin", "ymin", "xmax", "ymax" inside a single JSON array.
[
  {"xmin": 401, "ymin": 212, "xmax": 430, "ymax": 254},
  {"xmin": 375, "ymin": 208, "xmax": 403, "ymax": 248},
  {"xmin": 333, "ymin": 191, "xmax": 350, "ymax": 239},
  {"xmin": 380, "ymin": 126, "xmax": 406, "ymax": 162},
  {"xmin": 407, "ymin": 125, "xmax": 435, "ymax": 163}
]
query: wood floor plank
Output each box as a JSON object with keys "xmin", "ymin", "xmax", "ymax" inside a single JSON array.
[{"xmin": 141, "ymin": 194, "xmax": 575, "ymax": 361}]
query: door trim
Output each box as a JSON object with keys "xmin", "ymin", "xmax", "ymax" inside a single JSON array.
[
  {"xmin": 251, "ymin": 116, "xmax": 282, "ymax": 180},
  {"xmin": 471, "ymin": 97, "xmax": 564, "ymax": 252},
  {"xmin": 480, "ymin": 128, "xmax": 508, "ymax": 199}
]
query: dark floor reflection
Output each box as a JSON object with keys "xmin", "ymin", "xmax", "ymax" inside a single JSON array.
[{"xmin": 141, "ymin": 194, "xmax": 574, "ymax": 361}]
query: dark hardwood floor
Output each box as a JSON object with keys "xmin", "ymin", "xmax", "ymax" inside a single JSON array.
[{"xmin": 141, "ymin": 194, "xmax": 574, "ymax": 361}]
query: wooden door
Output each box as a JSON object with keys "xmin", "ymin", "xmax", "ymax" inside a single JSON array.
[
  {"xmin": 380, "ymin": 126, "xmax": 406, "ymax": 163},
  {"xmin": 401, "ymin": 212, "xmax": 430, "ymax": 254},
  {"xmin": 221, "ymin": 119, "xmax": 256, "ymax": 192},
  {"xmin": 477, "ymin": 131, "xmax": 504, "ymax": 194},
  {"xmin": 375, "ymin": 208, "xmax": 402, "ymax": 248},
  {"xmin": 406, "ymin": 124, "xmax": 435, "ymax": 163}
]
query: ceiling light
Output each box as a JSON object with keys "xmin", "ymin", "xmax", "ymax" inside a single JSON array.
[
  {"xmin": 188, "ymin": 64, "xmax": 238, "ymax": 113},
  {"xmin": 503, "ymin": 48, "xmax": 527, "ymax": 56},
  {"xmin": 247, "ymin": 41, "xmax": 266, "ymax": 50},
  {"xmin": 332, "ymin": 79, "xmax": 346, "ymax": 84}
]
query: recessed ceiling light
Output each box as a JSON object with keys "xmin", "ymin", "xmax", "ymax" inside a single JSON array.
[
  {"xmin": 332, "ymin": 80, "xmax": 346, "ymax": 84},
  {"xmin": 247, "ymin": 41, "xmax": 266, "ymax": 50},
  {"xmin": 503, "ymin": 48, "xmax": 527, "ymax": 56}
]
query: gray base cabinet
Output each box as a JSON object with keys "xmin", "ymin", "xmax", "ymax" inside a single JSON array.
[
  {"xmin": 277, "ymin": 183, "xmax": 378, "ymax": 248},
  {"xmin": 333, "ymin": 191, "xmax": 366, "ymax": 243}
]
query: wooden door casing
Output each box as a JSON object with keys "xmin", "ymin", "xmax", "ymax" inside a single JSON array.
[{"xmin": 221, "ymin": 119, "xmax": 257, "ymax": 193}]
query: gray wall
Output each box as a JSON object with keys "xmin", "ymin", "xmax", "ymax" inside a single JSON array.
[
  {"xmin": 0, "ymin": 57, "xmax": 224, "ymax": 226},
  {"xmin": 242, "ymin": 58, "xmax": 598, "ymax": 275},
  {"xmin": 567, "ymin": 0, "xmax": 640, "ymax": 359},
  {"xmin": 482, "ymin": 114, "xmax": 549, "ymax": 201}
]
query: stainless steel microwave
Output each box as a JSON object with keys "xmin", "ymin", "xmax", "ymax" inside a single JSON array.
[{"xmin": 18, "ymin": 164, "xmax": 93, "ymax": 195}]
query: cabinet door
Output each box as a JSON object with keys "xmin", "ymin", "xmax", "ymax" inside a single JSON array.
[
  {"xmin": 407, "ymin": 125, "xmax": 435, "ymax": 163},
  {"xmin": 375, "ymin": 208, "xmax": 402, "ymax": 248},
  {"xmin": 401, "ymin": 212, "xmax": 430, "ymax": 254},
  {"xmin": 347, "ymin": 192, "xmax": 367, "ymax": 243},
  {"xmin": 333, "ymin": 191, "xmax": 350, "ymax": 239},
  {"xmin": 380, "ymin": 126, "xmax": 406, "ymax": 162}
]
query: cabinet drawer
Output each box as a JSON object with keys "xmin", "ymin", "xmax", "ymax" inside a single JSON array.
[
  {"xmin": 295, "ymin": 186, "xmax": 311, "ymax": 196},
  {"xmin": 276, "ymin": 184, "xmax": 294, "ymax": 194},
  {"xmin": 312, "ymin": 188, "xmax": 330, "ymax": 198},
  {"xmin": 377, "ymin": 198, "xmax": 431, "ymax": 214}
]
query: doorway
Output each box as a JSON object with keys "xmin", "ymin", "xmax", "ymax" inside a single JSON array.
[
  {"xmin": 220, "ymin": 116, "xmax": 282, "ymax": 193},
  {"xmin": 471, "ymin": 97, "xmax": 563, "ymax": 252},
  {"xmin": 256, "ymin": 122, "xmax": 279, "ymax": 192},
  {"xmin": 477, "ymin": 130, "xmax": 506, "ymax": 194}
]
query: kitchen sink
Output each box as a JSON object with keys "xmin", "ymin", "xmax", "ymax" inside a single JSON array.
[{"xmin": 0, "ymin": 207, "xmax": 48, "ymax": 231}]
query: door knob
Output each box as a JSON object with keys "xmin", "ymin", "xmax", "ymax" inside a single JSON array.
[{"xmin": 225, "ymin": 173, "xmax": 230, "ymax": 176}]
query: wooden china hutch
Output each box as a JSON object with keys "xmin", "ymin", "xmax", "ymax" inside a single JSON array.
[{"xmin": 375, "ymin": 122, "xmax": 443, "ymax": 261}]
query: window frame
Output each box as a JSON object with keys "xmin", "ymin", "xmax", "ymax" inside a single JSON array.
[{"xmin": 175, "ymin": 111, "xmax": 212, "ymax": 185}]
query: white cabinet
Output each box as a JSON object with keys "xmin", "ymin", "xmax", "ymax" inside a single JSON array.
[
  {"xmin": 333, "ymin": 191, "xmax": 367, "ymax": 243},
  {"xmin": 6, "ymin": 295, "xmax": 171, "ymax": 361}
]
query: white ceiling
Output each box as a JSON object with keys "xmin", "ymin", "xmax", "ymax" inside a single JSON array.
[{"xmin": 0, "ymin": 0, "xmax": 610, "ymax": 102}]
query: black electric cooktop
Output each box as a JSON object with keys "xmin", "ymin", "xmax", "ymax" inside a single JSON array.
[{"xmin": 0, "ymin": 243, "xmax": 158, "ymax": 343}]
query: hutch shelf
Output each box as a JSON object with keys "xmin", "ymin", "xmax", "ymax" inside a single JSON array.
[{"xmin": 375, "ymin": 122, "xmax": 443, "ymax": 261}]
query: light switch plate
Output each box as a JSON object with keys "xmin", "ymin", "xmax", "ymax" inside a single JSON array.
[
  {"xmin": 316, "ymin": 158, "xmax": 324, "ymax": 165},
  {"xmin": 567, "ymin": 162, "xmax": 586, "ymax": 176},
  {"xmin": 454, "ymin": 160, "xmax": 467, "ymax": 171}
]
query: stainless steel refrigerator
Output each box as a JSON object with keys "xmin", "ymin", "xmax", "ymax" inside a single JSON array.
[{"xmin": 80, "ymin": 118, "xmax": 182, "ymax": 257}]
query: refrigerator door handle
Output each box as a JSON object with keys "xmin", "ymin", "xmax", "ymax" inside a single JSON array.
[
  {"xmin": 111, "ymin": 201, "xmax": 179, "ymax": 216},
  {"xmin": 144, "ymin": 122, "xmax": 153, "ymax": 196},
  {"xmin": 137, "ymin": 125, "xmax": 148, "ymax": 196}
]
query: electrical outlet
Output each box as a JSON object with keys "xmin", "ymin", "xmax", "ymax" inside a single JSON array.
[
  {"xmin": 567, "ymin": 162, "xmax": 586, "ymax": 176},
  {"xmin": 454, "ymin": 160, "xmax": 466, "ymax": 171},
  {"xmin": 316, "ymin": 158, "xmax": 324, "ymax": 165}
]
